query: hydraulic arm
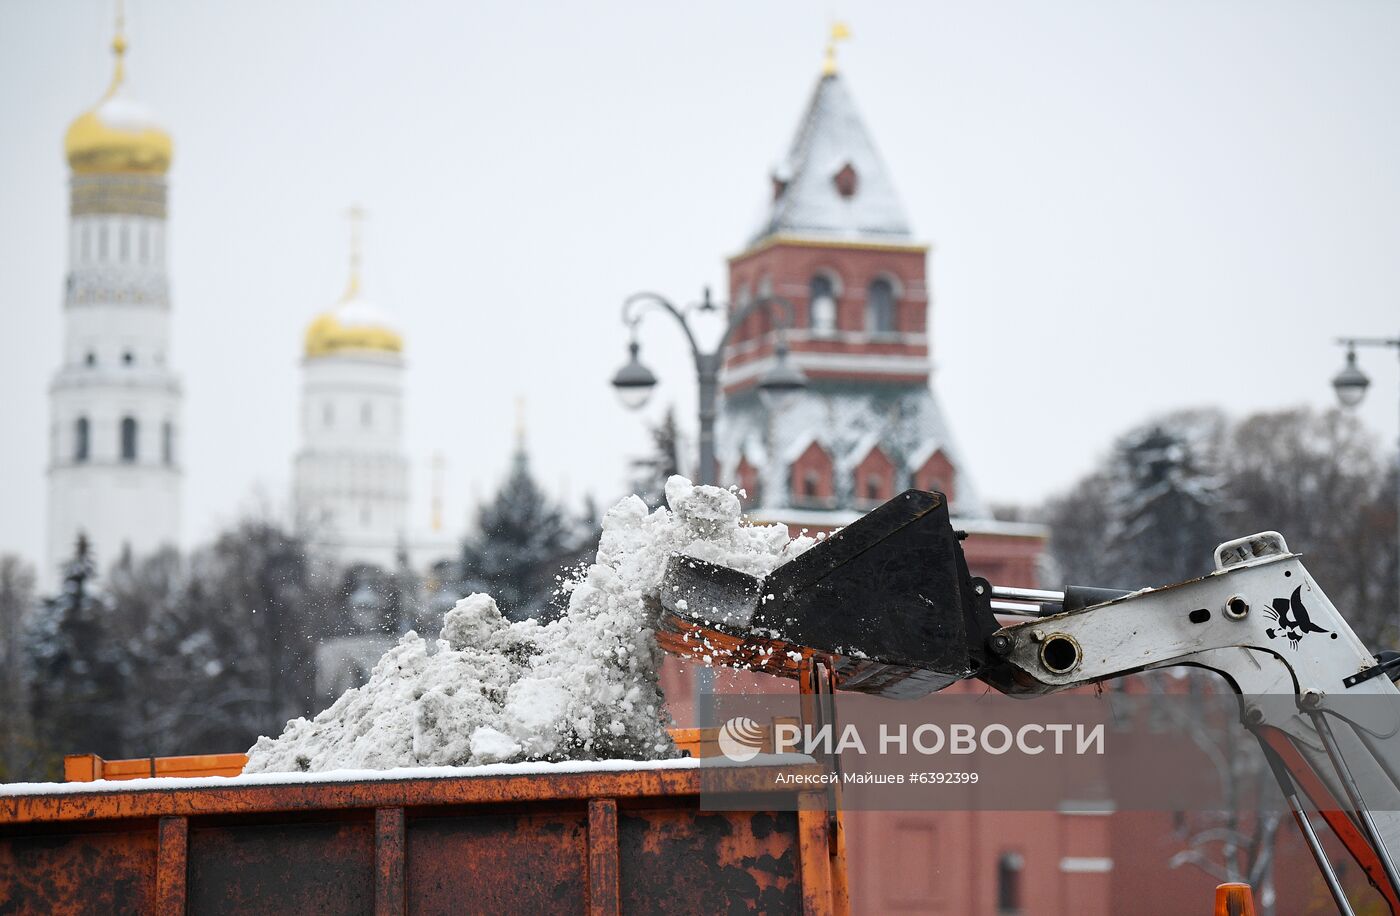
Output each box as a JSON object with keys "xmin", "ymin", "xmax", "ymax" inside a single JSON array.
[{"xmin": 657, "ymin": 490, "xmax": 1400, "ymax": 914}]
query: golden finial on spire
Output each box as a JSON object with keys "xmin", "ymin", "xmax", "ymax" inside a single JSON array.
[
  {"xmin": 107, "ymin": 0, "xmax": 128, "ymax": 97},
  {"xmin": 343, "ymin": 204, "xmax": 365, "ymax": 300},
  {"xmin": 822, "ymin": 21, "xmax": 851, "ymax": 76}
]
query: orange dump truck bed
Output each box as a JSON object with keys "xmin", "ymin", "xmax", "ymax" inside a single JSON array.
[{"xmin": 0, "ymin": 749, "xmax": 846, "ymax": 915}]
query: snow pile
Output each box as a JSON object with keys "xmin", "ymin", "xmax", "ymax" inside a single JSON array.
[{"xmin": 244, "ymin": 477, "xmax": 814, "ymax": 773}]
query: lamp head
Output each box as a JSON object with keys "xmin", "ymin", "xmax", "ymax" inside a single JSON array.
[
  {"xmin": 612, "ymin": 341, "xmax": 657, "ymax": 410},
  {"xmin": 1332, "ymin": 347, "xmax": 1370, "ymax": 409}
]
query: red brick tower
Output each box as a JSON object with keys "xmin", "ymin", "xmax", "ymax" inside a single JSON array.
[{"xmin": 717, "ymin": 59, "xmax": 1043, "ymax": 587}]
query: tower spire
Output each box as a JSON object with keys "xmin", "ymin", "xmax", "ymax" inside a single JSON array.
[
  {"xmin": 822, "ymin": 21, "xmax": 851, "ymax": 76},
  {"xmin": 514, "ymin": 396, "xmax": 527, "ymax": 452},
  {"xmin": 343, "ymin": 204, "xmax": 365, "ymax": 300},
  {"xmin": 107, "ymin": 0, "xmax": 128, "ymax": 97}
]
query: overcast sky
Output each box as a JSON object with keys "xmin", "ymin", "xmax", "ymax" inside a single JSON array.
[{"xmin": 1, "ymin": 1, "xmax": 1397, "ymax": 571}]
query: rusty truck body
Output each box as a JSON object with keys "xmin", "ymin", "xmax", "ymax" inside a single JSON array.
[{"xmin": 0, "ymin": 737, "xmax": 847, "ymax": 915}]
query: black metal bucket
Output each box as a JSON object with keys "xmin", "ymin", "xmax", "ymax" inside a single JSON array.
[{"xmin": 658, "ymin": 490, "xmax": 998, "ymax": 698}]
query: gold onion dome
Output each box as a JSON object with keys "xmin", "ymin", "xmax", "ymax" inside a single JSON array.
[
  {"xmin": 304, "ymin": 210, "xmax": 403, "ymax": 358},
  {"xmin": 64, "ymin": 25, "xmax": 172, "ymax": 175},
  {"xmin": 304, "ymin": 295, "xmax": 404, "ymax": 358}
]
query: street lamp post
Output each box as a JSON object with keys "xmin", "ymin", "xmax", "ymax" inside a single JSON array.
[
  {"xmin": 611, "ymin": 286, "xmax": 808, "ymax": 487},
  {"xmin": 612, "ymin": 286, "xmax": 808, "ymax": 728},
  {"xmin": 1332, "ymin": 336, "xmax": 1400, "ymax": 636}
]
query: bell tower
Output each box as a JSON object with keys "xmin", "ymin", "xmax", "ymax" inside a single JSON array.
[
  {"xmin": 47, "ymin": 10, "xmax": 182, "ymax": 580},
  {"xmin": 293, "ymin": 209, "xmax": 409, "ymax": 570}
]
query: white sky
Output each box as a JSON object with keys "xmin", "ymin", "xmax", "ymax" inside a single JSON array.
[{"xmin": 1, "ymin": 1, "xmax": 1398, "ymax": 573}]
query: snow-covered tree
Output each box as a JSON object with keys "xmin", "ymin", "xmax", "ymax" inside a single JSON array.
[
  {"xmin": 24, "ymin": 535, "xmax": 128, "ymax": 770},
  {"xmin": 1047, "ymin": 409, "xmax": 1226, "ymax": 588},
  {"xmin": 107, "ymin": 548, "xmax": 184, "ymax": 755},
  {"xmin": 98, "ymin": 519, "xmax": 337, "ymax": 757},
  {"xmin": 1107, "ymin": 412, "xmax": 1226, "ymax": 587},
  {"xmin": 458, "ymin": 442, "xmax": 598, "ymax": 622}
]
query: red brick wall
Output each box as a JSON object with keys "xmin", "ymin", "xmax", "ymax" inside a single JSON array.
[{"xmin": 724, "ymin": 241, "xmax": 931, "ymax": 394}]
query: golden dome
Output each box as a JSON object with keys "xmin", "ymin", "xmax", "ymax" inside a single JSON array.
[
  {"xmin": 305, "ymin": 208, "xmax": 403, "ymax": 358},
  {"xmin": 304, "ymin": 302, "xmax": 404, "ymax": 358},
  {"xmin": 65, "ymin": 28, "xmax": 172, "ymax": 175}
]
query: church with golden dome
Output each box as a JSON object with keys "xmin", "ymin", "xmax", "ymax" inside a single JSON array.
[
  {"xmin": 47, "ymin": 13, "xmax": 182, "ymax": 578},
  {"xmin": 292, "ymin": 209, "xmax": 411, "ymax": 570}
]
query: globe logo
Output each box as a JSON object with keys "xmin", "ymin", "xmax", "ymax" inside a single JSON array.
[{"xmin": 717, "ymin": 717, "xmax": 766, "ymax": 762}]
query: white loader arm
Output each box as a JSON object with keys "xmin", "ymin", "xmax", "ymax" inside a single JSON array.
[{"xmin": 985, "ymin": 532, "xmax": 1400, "ymax": 915}]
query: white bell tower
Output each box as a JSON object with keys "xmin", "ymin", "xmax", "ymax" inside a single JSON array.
[
  {"xmin": 47, "ymin": 14, "xmax": 182, "ymax": 581},
  {"xmin": 294, "ymin": 209, "xmax": 409, "ymax": 569}
]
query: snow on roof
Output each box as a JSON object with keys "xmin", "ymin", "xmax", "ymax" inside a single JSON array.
[
  {"xmin": 334, "ymin": 296, "xmax": 397, "ymax": 332},
  {"xmin": 94, "ymin": 95, "xmax": 163, "ymax": 133},
  {"xmin": 838, "ymin": 430, "xmax": 886, "ymax": 475},
  {"xmin": 752, "ymin": 73, "xmax": 913, "ymax": 246},
  {"xmin": 746, "ymin": 507, "xmax": 1045, "ymax": 539},
  {"xmin": 741, "ymin": 438, "xmax": 768, "ymax": 468},
  {"xmin": 780, "ymin": 429, "xmax": 826, "ymax": 465},
  {"xmin": 718, "ymin": 385, "xmax": 988, "ymax": 518},
  {"xmin": 907, "ymin": 439, "xmax": 948, "ymax": 474}
]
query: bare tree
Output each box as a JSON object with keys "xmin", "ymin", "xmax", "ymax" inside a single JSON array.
[{"xmin": 1222, "ymin": 407, "xmax": 1396, "ymax": 645}]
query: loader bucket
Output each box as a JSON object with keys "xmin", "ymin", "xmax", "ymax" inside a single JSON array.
[{"xmin": 657, "ymin": 489, "xmax": 999, "ymax": 699}]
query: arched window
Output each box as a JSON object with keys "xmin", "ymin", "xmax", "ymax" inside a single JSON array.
[
  {"xmin": 361, "ymin": 401, "xmax": 373, "ymax": 427},
  {"xmin": 84, "ymin": 351, "xmax": 96, "ymax": 367},
  {"xmin": 162, "ymin": 421, "xmax": 174, "ymax": 465},
  {"xmin": 120, "ymin": 416, "xmax": 138, "ymax": 462},
  {"xmin": 323, "ymin": 402, "xmax": 334, "ymax": 428},
  {"xmin": 867, "ymin": 278, "xmax": 896, "ymax": 333},
  {"xmin": 98, "ymin": 224, "xmax": 109, "ymax": 261},
  {"xmin": 119, "ymin": 223, "xmax": 129, "ymax": 262},
  {"xmin": 74, "ymin": 417, "xmax": 90, "ymax": 463},
  {"xmin": 809, "ymin": 274, "xmax": 837, "ymax": 333},
  {"xmin": 140, "ymin": 225, "xmax": 150, "ymax": 263},
  {"xmin": 81, "ymin": 225, "xmax": 91, "ymax": 262},
  {"xmin": 122, "ymin": 350, "xmax": 134, "ymax": 366}
]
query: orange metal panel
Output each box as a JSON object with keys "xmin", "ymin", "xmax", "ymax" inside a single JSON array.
[
  {"xmin": 373, "ymin": 807, "xmax": 405, "ymax": 916},
  {"xmin": 154, "ymin": 815, "xmax": 187, "ymax": 916},
  {"xmin": 798, "ymin": 793, "xmax": 835, "ymax": 916},
  {"xmin": 0, "ymin": 823, "xmax": 159, "ymax": 913},
  {"xmin": 62, "ymin": 754, "xmax": 99, "ymax": 782},
  {"xmin": 7, "ymin": 766, "xmax": 814, "ymax": 825},
  {"xmin": 63, "ymin": 752, "xmax": 251, "ymax": 782},
  {"xmin": 587, "ymin": 797, "xmax": 620, "ymax": 916},
  {"xmin": 406, "ymin": 807, "xmax": 588, "ymax": 912},
  {"xmin": 3, "ymin": 766, "xmax": 845, "ymax": 915}
]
